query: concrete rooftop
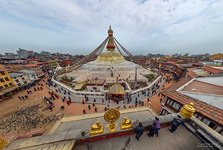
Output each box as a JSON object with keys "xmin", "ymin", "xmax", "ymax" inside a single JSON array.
[{"xmin": 74, "ymin": 126, "xmax": 207, "ymax": 150}]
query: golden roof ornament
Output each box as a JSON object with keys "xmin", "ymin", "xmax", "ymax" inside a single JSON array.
[
  {"xmin": 89, "ymin": 121, "xmax": 104, "ymax": 136},
  {"xmin": 0, "ymin": 137, "xmax": 7, "ymax": 150},
  {"xmin": 120, "ymin": 117, "xmax": 133, "ymax": 130},
  {"xmin": 180, "ymin": 102, "xmax": 195, "ymax": 118},
  {"xmin": 108, "ymin": 83, "xmax": 125, "ymax": 95},
  {"xmin": 104, "ymin": 108, "xmax": 120, "ymax": 132}
]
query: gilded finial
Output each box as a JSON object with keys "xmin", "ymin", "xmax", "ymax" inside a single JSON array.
[
  {"xmin": 180, "ymin": 101, "xmax": 195, "ymax": 118},
  {"xmin": 0, "ymin": 137, "xmax": 7, "ymax": 149},
  {"xmin": 89, "ymin": 121, "xmax": 104, "ymax": 136},
  {"xmin": 120, "ymin": 117, "xmax": 133, "ymax": 130},
  {"xmin": 104, "ymin": 109, "xmax": 120, "ymax": 132}
]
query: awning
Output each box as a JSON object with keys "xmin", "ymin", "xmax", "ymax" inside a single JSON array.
[{"xmin": 74, "ymin": 83, "xmax": 85, "ymax": 90}]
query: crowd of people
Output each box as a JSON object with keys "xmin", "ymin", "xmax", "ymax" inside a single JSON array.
[
  {"xmin": 17, "ymin": 82, "xmax": 44, "ymax": 101},
  {"xmin": 0, "ymin": 105, "xmax": 62, "ymax": 135}
]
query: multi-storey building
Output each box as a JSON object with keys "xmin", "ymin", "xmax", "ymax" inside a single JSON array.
[
  {"xmin": 17, "ymin": 48, "xmax": 35, "ymax": 59},
  {"xmin": 19, "ymin": 69, "xmax": 38, "ymax": 82},
  {"xmin": 160, "ymin": 76, "xmax": 223, "ymax": 135},
  {"xmin": 0, "ymin": 64, "xmax": 17, "ymax": 98},
  {"xmin": 9, "ymin": 72, "xmax": 32, "ymax": 88}
]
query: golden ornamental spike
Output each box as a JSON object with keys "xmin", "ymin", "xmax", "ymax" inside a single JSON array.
[
  {"xmin": 89, "ymin": 121, "xmax": 104, "ymax": 136},
  {"xmin": 120, "ymin": 117, "xmax": 133, "ymax": 130},
  {"xmin": 180, "ymin": 102, "xmax": 195, "ymax": 118},
  {"xmin": 0, "ymin": 137, "xmax": 7, "ymax": 150},
  {"xmin": 104, "ymin": 108, "xmax": 120, "ymax": 132}
]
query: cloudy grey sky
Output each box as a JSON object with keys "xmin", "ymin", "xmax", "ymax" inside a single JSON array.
[{"xmin": 0, "ymin": 0, "xmax": 223, "ymax": 55}]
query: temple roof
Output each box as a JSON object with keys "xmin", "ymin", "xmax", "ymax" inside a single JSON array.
[{"xmin": 108, "ymin": 83, "xmax": 125, "ymax": 95}]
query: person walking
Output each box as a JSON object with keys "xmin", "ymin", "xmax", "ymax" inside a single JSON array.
[
  {"xmin": 60, "ymin": 106, "xmax": 65, "ymax": 110},
  {"xmin": 83, "ymin": 109, "xmax": 86, "ymax": 114},
  {"xmin": 168, "ymin": 115, "xmax": 183, "ymax": 133},
  {"xmin": 154, "ymin": 117, "xmax": 160, "ymax": 136},
  {"xmin": 95, "ymin": 107, "xmax": 98, "ymax": 112},
  {"xmin": 135, "ymin": 122, "xmax": 144, "ymax": 141},
  {"xmin": 147, "ymin": 122, "xmax": 156, "ymax": 137},
  {"xmin": 141, "ymin": 101, "xmax": 144, "ymax": 106},
  {"xmin": 88, "ymin": 104, "xmax": 91, "ymax": 110}
]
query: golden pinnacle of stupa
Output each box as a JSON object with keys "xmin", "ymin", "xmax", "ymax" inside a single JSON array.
[
  {"xmin": 96, "ymin": 25, "xmax": 125, "ymax": 63},
  {"xmin": 106, "ymin": 25, "xmax": 115, "ymax": 51},
  {"xmin": 180, "ymin": 102, "xmax": 196, "ymax": 118}
]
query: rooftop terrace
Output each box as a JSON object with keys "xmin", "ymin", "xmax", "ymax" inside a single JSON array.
[{"xmin": 75, "ymin": 126, "xmax": 207, "ymax": 150}]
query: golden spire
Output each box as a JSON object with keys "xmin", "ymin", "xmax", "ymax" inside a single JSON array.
[
  {"xmin": 107, "ymin": 25, "xmax": 115, "ymax": 51},
  {"xmin": 108, "ymin": 25, "xmax": 113, "ymax": 36}
]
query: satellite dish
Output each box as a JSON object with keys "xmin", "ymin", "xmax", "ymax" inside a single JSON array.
[{"xmin": 192, "ymin": 89, "xmax": 196, "ymax": 91}]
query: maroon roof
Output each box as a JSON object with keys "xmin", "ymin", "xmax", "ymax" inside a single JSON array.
[
  {"xmin": 162, "ymin": 91, "xmax": 223, "ymax": 125},
  {"xmin": 203, "ymin": 65, "xmax": 223, "ymax": 74},
  {"xmin": 165, "ymin": 77, "xmax": 191, "ymax": 91},
  {"xmin": 162, "ymin": 77, "xmax": 223, "ymax": 125}
]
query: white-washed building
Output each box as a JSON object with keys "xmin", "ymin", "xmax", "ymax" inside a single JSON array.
[{"xmin": 20, "ymin": 69, "xmax": 38, "ymax": 82}]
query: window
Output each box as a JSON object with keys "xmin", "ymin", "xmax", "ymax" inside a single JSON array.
[
  {"xmin": 172, "ymin": 102, "xmax": 181, "ymax": 110},
  {"xmin": 203, "ymin": 118, "xmax": 211, "ymax": 126},
  {"xmin": 0, "ymin": 86, "xmax": 3, "ymax": 90},
  {"xmin": 9, "ymin": 83, "xmax": 13, "ymax": 86},
  {"xmin": 198, "ymin": 116, "xmax": 203, "ymax": 120},
  {"xmin": 166, "ymin": 99, "xmax": 170, "ymax": 104},
  {"xmin": 208, "ymin": 122, "xmax": 216, "ymax": 128},
  {"xmin": 4, "ymin": 77, "xmax": 9, "ymax": 81},
  {"xmin": 4, "ymin": 84, "xmax": 9, "ymax": 88},
  {"xmin": 0, "ymin": 78, "xmax": 4, "ymax": 83},
  {"xmin": 215, "ymin": 126, "xmax": 223, "ymax": 133},
  {"xmin": 169, "ymin": 100, "xmax": 173, "ymax": 106},
  {"xmin": 0, "ymin": 71, "xmax": 5, "ymax": 75}
]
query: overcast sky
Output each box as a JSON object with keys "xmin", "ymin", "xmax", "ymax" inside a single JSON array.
[{"xmin": 0, "ymin": 0, "xmax": 223, "ymax": 55}]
